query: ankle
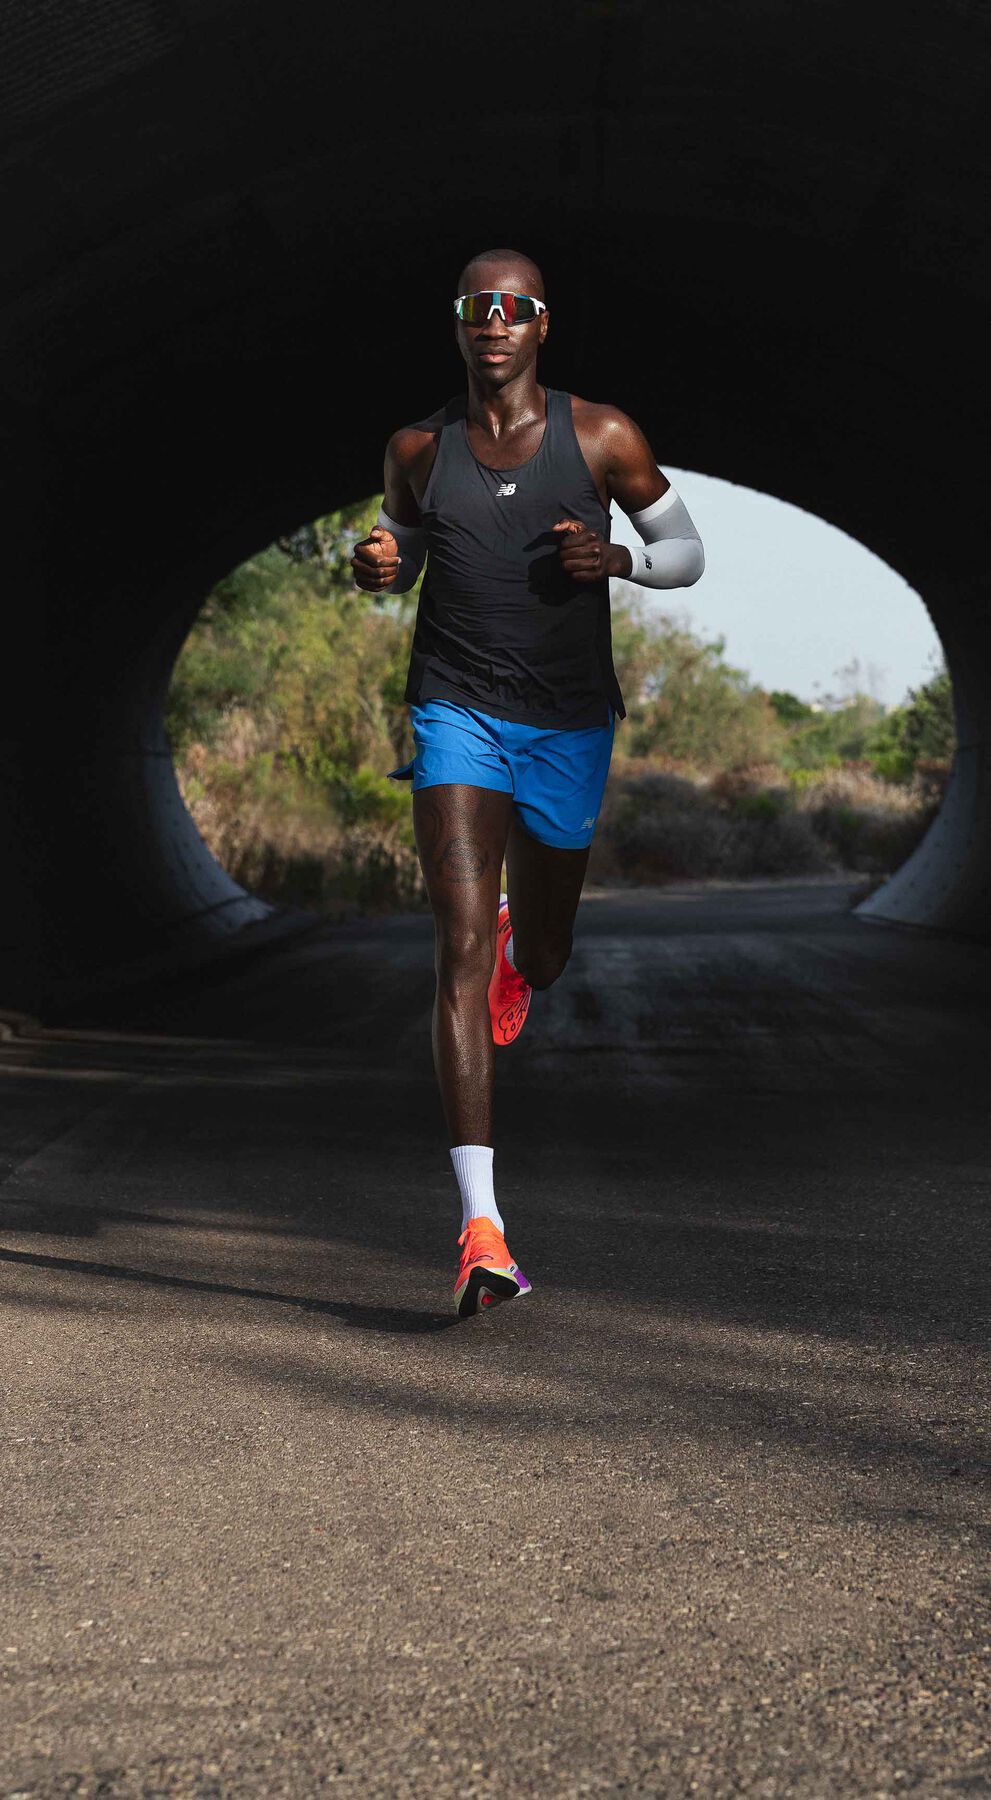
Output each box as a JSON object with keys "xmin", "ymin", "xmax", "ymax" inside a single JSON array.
[{"xmin": 450, "ymin": 1143, "xmax": 505, "ymax": 1235}]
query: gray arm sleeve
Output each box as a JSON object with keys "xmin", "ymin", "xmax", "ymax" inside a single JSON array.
[
  {"xmin": 625, "ymin": 488, "xmax": 705, "ymax": 588},
  {"xmin": 375, "ymin": 505, "xmax": 427, "ymax": 594}
]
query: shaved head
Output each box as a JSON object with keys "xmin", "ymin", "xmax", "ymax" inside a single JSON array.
[{"xmin": 457, "ymin": 247, "xmax": 545, "ymax": 301}]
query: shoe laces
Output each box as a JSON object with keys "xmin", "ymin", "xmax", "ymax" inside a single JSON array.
[{"xmin": 458, "ymin": 1218, "xmax": 505, "ymax": 1263}]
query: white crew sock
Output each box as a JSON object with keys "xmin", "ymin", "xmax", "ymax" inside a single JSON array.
[{"xmin": 450, "ymin": 1144, "xmax": 504, "ymax": 1234}]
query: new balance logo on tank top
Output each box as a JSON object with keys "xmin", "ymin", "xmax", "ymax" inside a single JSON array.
[{"xmin": 403, "ymin": 388, "xmax": 627, "ymax": 729}]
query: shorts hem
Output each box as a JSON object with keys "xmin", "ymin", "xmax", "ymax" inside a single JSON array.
[
  {"xmin": 411, "ymin": 772, "xmax": 513, "ymax": 796},
  {"xmin": 513, "ymin": 812, "xmax": 597, "ymax": 851}
]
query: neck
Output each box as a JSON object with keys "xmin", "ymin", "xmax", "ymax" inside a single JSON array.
[{"xmin": 464, "ymin": 366, "xmax": 544, "ymax": 437}]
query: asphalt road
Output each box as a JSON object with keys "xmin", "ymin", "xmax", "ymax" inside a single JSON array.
[{"xmin": 1, "ymin": 879, "xmax": 989, "ymax": 1797}]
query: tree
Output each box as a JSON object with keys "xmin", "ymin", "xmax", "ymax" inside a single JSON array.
[
  {"xmin": 164, "ymin": 499, "xmax": 420, "ymax": 788},
  {"xmin": 769, "ymin": 690, "xmax": 815, "ymax": 725},
  {"xmin": 867, "ymin": 662, "xmax": 955, "ymax": 782},
  {"xmin": 610, "ymin": 587, "xmax": 787, "ymax": 769},
  {"xmin": 782, "ymin": 692, "xmax": 887, "ymax": 773}
]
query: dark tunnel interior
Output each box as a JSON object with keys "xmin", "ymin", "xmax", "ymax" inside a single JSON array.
[{"xmin": 2, "ymin": 0, "xmax": 989, "ymax": 1018}]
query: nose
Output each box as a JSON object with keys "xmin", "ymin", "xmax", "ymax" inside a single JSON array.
[{"xmin": 476, "ymin": 309, "xmax": 510, "ymax": 338}]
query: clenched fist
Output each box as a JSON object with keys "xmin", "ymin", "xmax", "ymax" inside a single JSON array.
[
  {"xmin": 553, "ymin": 520, "xmax": 631, "ymax": 583},
  {"xmin": 352, "ymin": 526, "xmax": 400, "ymax": 593}
]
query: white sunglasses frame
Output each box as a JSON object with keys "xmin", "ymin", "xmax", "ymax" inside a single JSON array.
[{"xmin": 453, "ymin": 291, "xmax": 547, "ymax": 324}]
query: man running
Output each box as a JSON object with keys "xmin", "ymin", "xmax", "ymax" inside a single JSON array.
[{"xmin": 351, "ymin": 247, "xmax": 704, "ymax": 1318}]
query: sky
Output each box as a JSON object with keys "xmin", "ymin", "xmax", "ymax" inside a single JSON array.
[{"xmin": 610, "ymin": 470, "xmax": 943, "ymax": 709}]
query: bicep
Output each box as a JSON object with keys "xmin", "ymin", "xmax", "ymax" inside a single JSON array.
[
  {"xmin": 383, "ymin": 433, "xmax": 424, "ymax": 527},
  {"xmin": 604, "ymin": 412, "xmax": 672, "ymax": 516}
]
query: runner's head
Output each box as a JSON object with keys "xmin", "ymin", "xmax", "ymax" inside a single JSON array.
[{"xmin": 454, "ymin": 248, "xmax": 549, "ymax": 385}]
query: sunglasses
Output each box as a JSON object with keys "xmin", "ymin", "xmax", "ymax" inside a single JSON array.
[{"xmin": 454, "ymin": 291, "xmax": 547, "ymax": 325}]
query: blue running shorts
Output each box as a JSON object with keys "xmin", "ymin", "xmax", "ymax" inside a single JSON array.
[{"xmin": 387, "ymin": 700, "xmax": 617, "ymax": 850}]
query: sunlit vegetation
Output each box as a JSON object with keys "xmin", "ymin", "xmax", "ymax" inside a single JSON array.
[{"xmin": 166, "ymin": 501, "xmax": 954, "ymax": 912}]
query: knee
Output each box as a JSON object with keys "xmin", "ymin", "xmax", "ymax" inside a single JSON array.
[
  {"xmin": 517, "ymin": 936, "xmax": 572, "ymax": 991},
  {"xmin": 435, "ymin": 920, "xmax": 496, "ymax": 988}
]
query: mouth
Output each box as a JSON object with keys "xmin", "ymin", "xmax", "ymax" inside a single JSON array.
[{"xmin": 477, "ymin": 350, "xmax": 512, "ymax": 363}]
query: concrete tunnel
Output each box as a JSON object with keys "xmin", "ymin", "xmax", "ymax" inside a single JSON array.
[{"xmin": 1, "ymin": 0, "xmax": 989, "ymax": 1018}]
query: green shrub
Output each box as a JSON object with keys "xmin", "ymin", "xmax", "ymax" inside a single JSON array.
[
  {"xmin": 734, "ymin": 788, "xmax": 788, "ymax": 822},
  {"xmin": 330, "ymin": 766, "xmax": 411, "ymax": 830}
]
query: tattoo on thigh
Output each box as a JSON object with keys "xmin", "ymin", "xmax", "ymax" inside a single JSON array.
[
  {"xmin": 438, "ymin": 838, "xmax": 490, "ymax": 884},
  {"xmin": 416, "ymin": 795, "xmax": 491, "ymax": 886}
]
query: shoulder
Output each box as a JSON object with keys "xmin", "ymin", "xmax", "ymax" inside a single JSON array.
[
  {"xmin": 567, "ymin": 395, "xmax": 669, "ymax": 512},
  {"xmin": 568, "ymin": 394, "xmax": 661, "ymax": 493},
  {"xmin": 387, "ymin": 404, "xmax": 447, "ymax": 470},
  {"xmin": 569, "ymin": 395, "xmax": 649, "ymax": 453},
  {"xmin": 385, "ymin": 403, "xmax": 452, "ymax": 510},
  {"xmin": 568, "ymin": 396, "xmax": 656, "ymax": 490}
]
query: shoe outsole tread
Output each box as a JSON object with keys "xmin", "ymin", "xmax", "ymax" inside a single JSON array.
[
  {"xmin": 488, "ymin": 897, "xmax": 531, "ymax": 1048},
  {"xmin": 454, "ymin": 1265, "xmax": 532, "ymax": 1319}
]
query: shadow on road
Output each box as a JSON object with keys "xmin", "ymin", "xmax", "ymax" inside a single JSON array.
[{"xmin": 0, "ymin": 1240, "xmax": 455, "ymax": 1334}]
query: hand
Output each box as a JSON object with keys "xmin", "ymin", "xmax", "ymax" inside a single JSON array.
[
  {"xmin": 552, "ymin": 520, "xmax": 630, "ymax": 583},
  {"xmin": 352, "ymin": 526, "xmax": 400, "ymax": 592}
]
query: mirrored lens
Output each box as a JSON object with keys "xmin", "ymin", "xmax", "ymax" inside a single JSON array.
[{"xmin": 507, "ymin": 295, "xmax": 538, "ymax": 322}]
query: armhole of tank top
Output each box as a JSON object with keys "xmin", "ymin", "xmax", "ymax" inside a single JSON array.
[
  {"xmin": 418, "ymin": 396, "xmax": 461, "ymax": 512},
  {"xmin": 562, "ymin": 392, "xmax": 610, "ymax": 522}
]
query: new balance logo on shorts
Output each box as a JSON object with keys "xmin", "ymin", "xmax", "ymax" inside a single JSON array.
[
  {"xmin": 583, "ymin": 816, "xmax": 597, "ymax": 829},
  {"xmin": 496, "ymin": 482, "xmax": 517, "ymax": 497}
]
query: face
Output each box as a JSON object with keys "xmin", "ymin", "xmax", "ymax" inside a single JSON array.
[{"xmin": 454, "ymin": 262, "xmax": 549, "ymax": 385}]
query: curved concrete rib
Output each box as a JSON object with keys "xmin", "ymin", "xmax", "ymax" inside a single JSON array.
[{"xmin": 859, "ymin": 579, "xmax": 991, "ymax": 935}]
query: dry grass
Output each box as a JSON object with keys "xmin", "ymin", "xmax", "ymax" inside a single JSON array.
[
  {"xmin": 586, "ymin": 755, "xmax": 945, "ymax": 887},
  {"xmin": 175, "ymin": 718, "xmax": 427, "ymax": 916}
]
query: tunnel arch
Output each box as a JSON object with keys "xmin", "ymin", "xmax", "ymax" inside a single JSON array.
[{"xmin": 1, "ymin": 0, "xmax": 988, "ymax": 1015}]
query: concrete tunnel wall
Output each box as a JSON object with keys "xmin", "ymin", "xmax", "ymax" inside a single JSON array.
[{"xmin": 1, "ymin": 0, "xmax": 989, "ymax": 1015}]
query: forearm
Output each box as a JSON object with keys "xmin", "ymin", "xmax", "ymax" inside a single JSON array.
[
  {"xmin": 619, "ymin": 488, "xmax": 705, "ymax": 588},
  {"xmin": 376, "ymin": 505, "xmax": 426, "ymax": 593}
]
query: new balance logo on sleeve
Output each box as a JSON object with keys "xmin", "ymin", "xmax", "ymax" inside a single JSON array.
[{"xmin": 496, "ymin": 482, "xmax": 517, "ymax": 497}]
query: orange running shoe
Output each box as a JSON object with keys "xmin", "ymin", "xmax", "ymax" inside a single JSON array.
[
  {"xmin": 453, "ymin": 1217, "xmax": 533, "ymax": 1319},
  {"xmin": 487, "ymin": 895, "xmax": 532, "ymax": 1048}
]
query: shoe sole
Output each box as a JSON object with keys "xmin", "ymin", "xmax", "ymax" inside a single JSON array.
[
  {"xmin": 493, "ymin": 991, "xmax": 530, "ymax": 1047},
  {"xmin": 488, "ymin": 900, "xmax": 531, "ymax": 1049},
  {"xmin": 454, "ymin": 1265, "xmax": 532, "ymax": 1320}
]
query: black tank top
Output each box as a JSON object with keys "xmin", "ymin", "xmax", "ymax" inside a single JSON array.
[{"xmin": 403, "ymin": 387, "xmax": 627, "ymax": 728}]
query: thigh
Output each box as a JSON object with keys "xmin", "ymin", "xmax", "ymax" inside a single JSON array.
[{"xmin": 413, "ymin": 784, "xmax": 513, "ymax": 936}]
